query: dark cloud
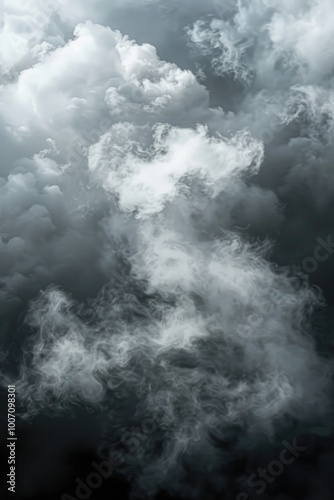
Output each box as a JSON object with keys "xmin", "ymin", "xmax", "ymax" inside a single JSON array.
[{"xmin": 1, "ymin": 1, "xmax": 334, "ymax": 498}]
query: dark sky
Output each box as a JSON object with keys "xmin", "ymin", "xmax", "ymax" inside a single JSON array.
[{"xmin": 1, "ymin": 1, "xmax": 334, "ymax": 499}]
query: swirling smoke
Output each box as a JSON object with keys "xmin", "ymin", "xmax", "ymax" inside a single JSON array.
[{"xmin": 1, "ymin": 0, "xmax": 334, "ymax": 498}]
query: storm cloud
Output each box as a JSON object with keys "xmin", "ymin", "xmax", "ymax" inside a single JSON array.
[{"xmin": 1, "ymin": 1, "xmax": 334, "ymax": 498}]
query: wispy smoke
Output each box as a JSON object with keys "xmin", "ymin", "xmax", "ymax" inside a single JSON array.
[{"xmin": 1, "ymin": 0, "xmax": 334, "ymax": 498}]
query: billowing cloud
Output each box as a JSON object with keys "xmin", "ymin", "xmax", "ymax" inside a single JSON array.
[{"xmin": 0, "ymin": 0, "xmax": 334, "ymax": 498}]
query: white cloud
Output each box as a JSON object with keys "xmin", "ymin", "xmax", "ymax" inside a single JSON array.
[{"xmin": 0, "ymin": 0, "xmax": 333, "ymax": 497}]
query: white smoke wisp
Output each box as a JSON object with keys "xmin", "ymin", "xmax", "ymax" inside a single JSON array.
[
  {"xmin": 0, "ymin": 0, "xmax": 333, "ymax": 498},
  {"xmin": 16, "ymin": 233, "xmax": 332, "ymax": 495},
  {"xmin": 15, "ymin": 111, "xmax": 332, "ymax": 496}
]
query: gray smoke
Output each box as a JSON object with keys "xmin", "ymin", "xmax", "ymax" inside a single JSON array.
[{"xmin": 1, "ymin": 0, "xmax": 334, "ymax": 498}]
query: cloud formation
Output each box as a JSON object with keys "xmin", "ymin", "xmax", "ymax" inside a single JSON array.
[{"xmin": 0, "ymin": 0, "xmax": 334, "ymax": 498}]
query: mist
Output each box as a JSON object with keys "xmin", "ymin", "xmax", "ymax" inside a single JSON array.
[{"xmin": 1, "ymin": 1, "xmax": 334, "ymax": 499}]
